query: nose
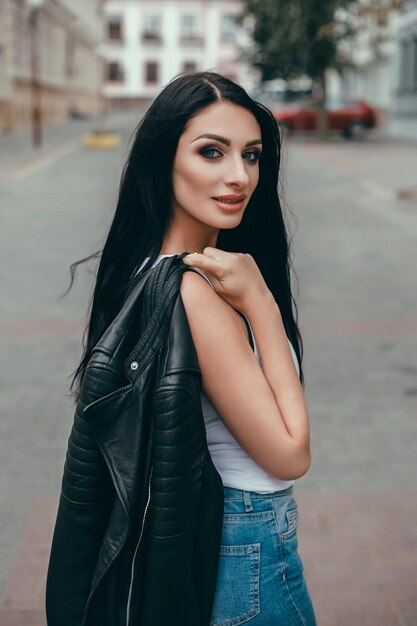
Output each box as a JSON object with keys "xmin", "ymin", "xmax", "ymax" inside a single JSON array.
[{"xmin": 224, "ymin": 154, "xmax": 249, "ymax": 189}]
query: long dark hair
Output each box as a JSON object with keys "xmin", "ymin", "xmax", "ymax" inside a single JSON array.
[{"xmin": 68, "ymin": 71, "xmax": 303, "ymax": 401}]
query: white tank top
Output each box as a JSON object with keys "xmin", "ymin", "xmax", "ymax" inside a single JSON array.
[{"xmin": 137, "ymin": 254, "xmax": 296, "ymax": 493}]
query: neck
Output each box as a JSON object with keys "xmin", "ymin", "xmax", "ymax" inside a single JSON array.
[{"xmin": 159, "ymin": 222, "xmax": 219, "ymax": 255}]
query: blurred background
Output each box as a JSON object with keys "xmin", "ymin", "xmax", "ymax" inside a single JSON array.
[{"xmin": 0, "ymin": 1, "xmax": 416, "ymax": 625}]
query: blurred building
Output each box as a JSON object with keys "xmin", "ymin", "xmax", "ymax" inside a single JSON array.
[
  {"xmin": 340, "ymin": 0, "xmax": 400, "ymax": 129},
  {"xmin": 0, "ymin": 0, "xmax": 104, "ymax": 133},
  {"xmin": 394, "ymin": 1, "xmax": 417, "ymax": 121},
  {"xmin": 101, "ymin": 0, "xmax": 257, "ymax": 108},
  {"xmin": 340, "ymin": 0, "xmax": 417, "ymax": 134}
]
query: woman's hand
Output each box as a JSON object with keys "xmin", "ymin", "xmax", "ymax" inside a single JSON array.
[{"xmin": 182, "ymin": 247, "xmax": 270, "ymax": 314}]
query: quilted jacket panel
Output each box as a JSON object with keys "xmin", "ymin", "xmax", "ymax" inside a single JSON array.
[{"xmin": 45, "ymin": 255, "xmax": 224, "ymax": 626}]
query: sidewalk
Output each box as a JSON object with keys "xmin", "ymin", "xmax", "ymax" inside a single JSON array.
[
  {"xmin": 0, "ymin": 110, "xmax": 142, "ymax": 184},
  {"xmin": 385, "ymin": 114, "xmax": 417, "ymax": 144}
]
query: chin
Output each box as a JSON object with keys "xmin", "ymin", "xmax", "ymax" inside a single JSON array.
[
  {"xmin": 210, "ymin": 210, "xmax": 245, "ymax": 230},
  {"xmin": 219, "ymin": 214, "xmax": 244, "ymax": 229}
]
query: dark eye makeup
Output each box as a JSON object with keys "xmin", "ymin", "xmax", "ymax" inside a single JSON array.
[
  {"xmin": 243, "ymin": 150, "xmax": 261, "ymax": 163},
  {"xmin": 199, "ymin": 146, "xmax": 223, "ymax": 159},
  {"xmin": 198, "ymin": 145, "xmax": 261, "ymax": 163}
]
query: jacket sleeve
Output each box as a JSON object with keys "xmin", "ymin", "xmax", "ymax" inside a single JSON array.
[{"xmin": 45, "ymin": 408, "xmax": 114, "ymax": 626}]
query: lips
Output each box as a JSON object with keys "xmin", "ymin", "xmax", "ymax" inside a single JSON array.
[
  {"xmin": 212, "ymin": 194, "xmax": 246, "ymax": 213},
  {"xmin": 212, "ymin": 194, "xmax": 246, "ymax": 204}
]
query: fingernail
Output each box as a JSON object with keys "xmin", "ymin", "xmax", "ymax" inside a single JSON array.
[{"xmin": 183, "ymin": 252, "xmax": 198, "ymax": 263}]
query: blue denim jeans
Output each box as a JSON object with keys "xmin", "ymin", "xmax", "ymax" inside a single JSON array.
[{"xmin": 210, "ymin": 485, "xmax": 317, "ymax": 626}]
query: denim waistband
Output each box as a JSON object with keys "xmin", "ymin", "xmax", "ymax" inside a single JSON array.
[{"xmin": 223, "ymin": 484, "xmax": 293, "ymax": 500}]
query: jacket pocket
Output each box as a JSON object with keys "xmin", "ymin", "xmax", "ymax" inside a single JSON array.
[{"xmin": 210, "ymin": 543, "xmax": 261, "ymax": 626}]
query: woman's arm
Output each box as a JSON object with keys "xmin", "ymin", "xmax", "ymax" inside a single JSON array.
[{"xmin": 180, "ymin": 252, "xmax": 311, "ymax": 480}]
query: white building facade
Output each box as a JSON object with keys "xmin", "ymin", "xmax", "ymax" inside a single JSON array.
[
  {"xmin": 101, "ymin": 0, "xmax": 257, "ymax": 106},
  {"xmin": 394, "ymin": 1, "xmax": 417, "ymax": 119},
  {"xmin": 0, "ymin": 0, "xmax": 104, "ymax": 133},
  {"xmin": 340, "ymin": 0, "xmax": 400, "ymax": 128},
  {"xmin": 339, "ymin": 0, "xmax": 417, "ymax": 134}
]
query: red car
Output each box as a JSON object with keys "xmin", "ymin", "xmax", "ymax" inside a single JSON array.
[{"xmin": 273, "ymin": 97, "xmax": 376, "ymax": 138}]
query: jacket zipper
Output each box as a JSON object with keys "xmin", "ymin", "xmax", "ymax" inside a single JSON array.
[{"xmin": 125, "ymin": 466, "xmax": 153, "ymax": 626}]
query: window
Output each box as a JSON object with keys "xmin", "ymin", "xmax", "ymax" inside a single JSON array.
[
  {"xmin": 221, "ymin": 15, "xmax": 237, "ymax": 43},
  {"xmin": 143, "ymin": 14, "xmax": 162, "ymax": 41},
  {"xmin": 400, "ymin": 39, "xmax": 412, "ymax": 91},
  {"xmin": 145, "ymin": 61, "xmax": 159, "ymax": 84},
  {"xmin": 183, "ymin": 61, "xmax": 197, "ymax": 74},
  {"xmin": 181, "ymin": 15, "xmax": 199, "ymax": 39},
  {"xmin": 13, "ymin": 3, "xmax": 27, "ymax": 71},
  {"xmin": 413, "ymin": 37, "xmax": 417, "ymax": 90},
  {"xmin": 107, "ymin": 15, "xmax": 123, "ymax": 41},
  {"xmin": 65, "ymin": 37, "xmax": 75, "ymax": 78},
  {"xmin": 107, "ymin": 61, "xmax": 124, "ymax": 82}
]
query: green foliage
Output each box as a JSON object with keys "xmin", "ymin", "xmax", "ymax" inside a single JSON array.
[{"xmin": 242, "ymin": 0, "xmax": 357, "ymax": 82}]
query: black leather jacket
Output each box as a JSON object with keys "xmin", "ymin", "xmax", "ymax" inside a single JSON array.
[{"xmin": 45, "ymin": 253, "xmax": 224, "ymax": 626}]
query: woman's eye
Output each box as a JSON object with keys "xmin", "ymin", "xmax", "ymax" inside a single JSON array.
[
  {"xmin": 243, "ymin": 150, "xmax": 261, "ymax": 163},
  {"xmin": 199, "ymin": 147, "xmax": 223, "ymax": 160}
]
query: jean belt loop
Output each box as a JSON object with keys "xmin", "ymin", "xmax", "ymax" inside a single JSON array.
[{"xmin": 243, "ymin": 490, "xmax": 254, "ymax": 512}]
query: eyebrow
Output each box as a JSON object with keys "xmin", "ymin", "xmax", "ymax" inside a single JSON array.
[{"xmin": 191, "ymin": 133, "xmax": 262, "ymax": 147}]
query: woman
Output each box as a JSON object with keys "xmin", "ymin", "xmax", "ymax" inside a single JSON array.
[{"xmin": 54, "ymin": 71, "xmax": 316, "ymax": 625}]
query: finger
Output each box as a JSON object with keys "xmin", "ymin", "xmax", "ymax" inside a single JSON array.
[
  {"xmin": 182, "ymin": 252, "xmax": 223, "ymax": 278},
  {"xmin": 182, "ymin": 252, "xmax": 199, "ymax": 262},
  {"xmin": 202, "ymin": 246, "xmax": 223, "ymax": 260}
]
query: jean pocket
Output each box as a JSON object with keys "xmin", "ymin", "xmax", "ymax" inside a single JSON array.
[
  {"xmin": 210, "ymin": 543, "xmax": 261, "ymax": 626},
  {"xmin": 280, "ymin": 506, "xmax": 299, "ymax": 540}
]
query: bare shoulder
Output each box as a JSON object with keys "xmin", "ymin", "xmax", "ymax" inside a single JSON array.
[
  {"xmin": 180, "ymin": 269, "xmax": 216, "ymax": 300},
  {"xmin": 179, "ymin": 267, "xmax": 258, "ymax": 380},
  {"xmin": 180, "ymin": 267, "xmax": 212, "ymax": 290},
  {"xmin": 180, "ymin": 269, "xmax": 235, "ymax": 327}
]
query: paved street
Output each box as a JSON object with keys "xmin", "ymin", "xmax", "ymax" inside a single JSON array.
[
  {"xmin": 282, "ymin": 133, "xmax": 417, "ymax": 624},
  {"xmin": 0, "ymin": 119, "xmax": 416, "ymax": 625}
]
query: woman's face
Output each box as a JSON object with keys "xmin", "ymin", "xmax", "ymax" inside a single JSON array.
[{"xmin": 171, "ymin": 101, "xmax": 262, "ymax": 233}]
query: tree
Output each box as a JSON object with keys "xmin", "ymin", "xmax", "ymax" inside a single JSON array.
[{"xmin": 242, "ymin": 0, "xmax": 358, "ymax": 132}]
